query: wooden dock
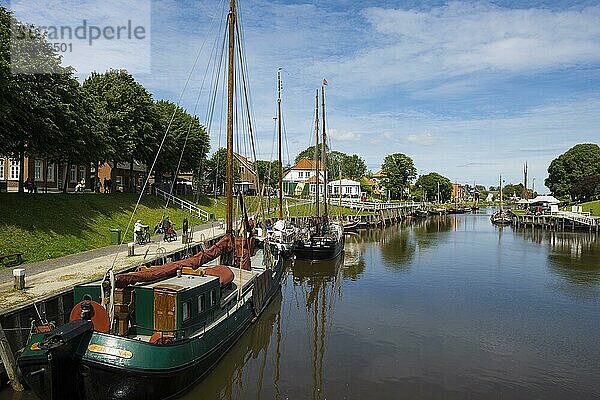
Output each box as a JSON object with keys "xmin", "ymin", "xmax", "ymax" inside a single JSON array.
[{"xmin": 512, "ymin": 211, "xmax": 600, "ymax": 233}]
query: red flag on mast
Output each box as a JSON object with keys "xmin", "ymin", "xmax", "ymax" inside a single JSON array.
[{"xmin": 323, "ymin": 78, "xmax": 328, "ymax": 86}]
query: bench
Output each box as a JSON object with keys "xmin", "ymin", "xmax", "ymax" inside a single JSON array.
[{"xmin": 0, "ymin": 252, "xmax": 23, "ymax": 267}]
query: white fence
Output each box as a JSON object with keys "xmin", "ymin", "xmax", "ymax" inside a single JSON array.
[{"xmin": 155, "ymin": 188, "xmax": 210, "ymax": 220}]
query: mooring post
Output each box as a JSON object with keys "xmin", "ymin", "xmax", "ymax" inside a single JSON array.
[{"xmin": 0, "ymin": 322, "xmax": 24, "ymax": 391}]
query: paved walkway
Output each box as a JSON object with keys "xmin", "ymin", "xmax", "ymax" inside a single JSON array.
[{"xmin": 0, "ymin": 222, "xmax": 225, "ymax": 311}]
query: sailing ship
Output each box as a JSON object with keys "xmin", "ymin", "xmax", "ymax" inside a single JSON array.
[
  {"xmin": 260, "ymin": 70, "xmax": 297, "ymax": 254},
  {"xmin": 294, "ymin": 85, "xmax": 344, "ymax": 261},
  {"xmin": 491, "ymin": 174, "xmax": 512, "ymax": 225},
  {"xmin": 17, "ymin": 2, "xmax": 286, "ymax": 399}
]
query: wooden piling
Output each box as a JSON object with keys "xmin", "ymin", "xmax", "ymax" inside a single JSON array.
[{"xmin": 0, "ymin": 323, "xmax": 24, "ymax": 391}]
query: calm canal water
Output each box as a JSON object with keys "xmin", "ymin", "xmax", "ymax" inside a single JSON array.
[{"xmin": 3, "ymin": 211, "xmax": 599, "ymax": 399}]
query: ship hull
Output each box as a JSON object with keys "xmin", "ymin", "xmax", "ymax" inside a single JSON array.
[
  {"xmin": 19, "ymin": 256, "xmax": 286, "ymax": 400},
  {"xmin": 294, "ymin": 235, "xmax": 344, "ymax": 261}
]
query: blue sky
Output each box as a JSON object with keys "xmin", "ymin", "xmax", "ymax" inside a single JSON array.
[{"xmin": 6, "ymin": 0, "xmax": 600, "ymax": 190}]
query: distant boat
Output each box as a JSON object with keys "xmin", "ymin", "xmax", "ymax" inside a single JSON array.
[{"xmin": 491, "ymin": 174, "xmax": 512, "ymax": 225}]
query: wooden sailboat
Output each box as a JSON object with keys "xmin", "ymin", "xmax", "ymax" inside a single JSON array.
[
  {"xmin": 17, "ymin": 2, "xmax": 286, "ymax": 399},
  {"xmin": 491, "ymin": 174, "xmax": 512, "ymax": 225},
  {"xmin": 294, "ymin": 85, "xmax": 344, "ymax": 261},
  {"xmin": 262, "ymin": 70, "xmax": 297, "ymax": 253}
]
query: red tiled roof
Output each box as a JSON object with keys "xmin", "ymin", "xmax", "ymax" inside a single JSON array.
[
  {"xmin": 291, "ymin": 157, "xmax": 325, "ymax": 170},
  {"xmin": 372, "ymin": 169, "xmax": 386, "ymax": 178}
]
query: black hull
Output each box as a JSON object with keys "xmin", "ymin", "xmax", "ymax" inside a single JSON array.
[{"xmin": 294, "ymin": 236, "xmax": 344, "ymax": 261}]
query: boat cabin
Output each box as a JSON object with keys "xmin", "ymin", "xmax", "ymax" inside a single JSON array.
[{"xmin": 73, "ymin": 273, "xmax": 222, "ymax": 339}]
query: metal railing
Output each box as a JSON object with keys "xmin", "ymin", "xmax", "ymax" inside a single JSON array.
[
  {"xmin": 555, "ymin": 211, "xmax": 599, "ymax": 226},
  {"xmin": 155, "ymin": 188, "xmax": 210, "ymax": 220}
]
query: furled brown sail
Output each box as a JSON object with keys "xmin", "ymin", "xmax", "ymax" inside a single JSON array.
[{"xmin": 115, "ymin": 235, "xmax": 234, "ymax": 288}]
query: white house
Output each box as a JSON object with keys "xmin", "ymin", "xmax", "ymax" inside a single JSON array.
[
  {"xmin": 282, "ymin": 157, "xmax": 326, "ymax": 196},
  {"xmin": 328, "ymin": 179, "xmax": 361, "ymax": 198}
]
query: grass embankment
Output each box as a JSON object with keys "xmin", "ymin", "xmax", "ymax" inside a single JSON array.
[
  {"xmin": 580, "ymin": 200, "xmax": 600, "ymax": 216},
  {"xmin": 0, "ymin": 193, "xmax": 218, "ymax": 265},
  {"xmin": 0, "ymin": 193, "xmax": 368, "ymax": 266}
]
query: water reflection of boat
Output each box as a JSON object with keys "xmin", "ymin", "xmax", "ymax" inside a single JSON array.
[
  {"xmin": 180, "ymin": 293, "xmax": 283, "ymax": 400},
  {"xmin": 291, "ymin": 256, "xmax": 343, "ymax": 400}
]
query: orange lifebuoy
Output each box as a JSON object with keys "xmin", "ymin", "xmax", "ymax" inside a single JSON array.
[{"xmin": 69, "ymin": 300, "xmax": 110, "ymax": 333}]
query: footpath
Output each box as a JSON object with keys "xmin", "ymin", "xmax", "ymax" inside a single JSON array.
[{"xmin": 0, "ymin": 222, "xmax": 225, "ymax": 312}]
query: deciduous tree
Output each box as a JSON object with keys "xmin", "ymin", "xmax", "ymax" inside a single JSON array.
[
  {"xmin": 381, "ymin": 153, "xmax": 416, "ymax": 199},
  {"xmin": 545, "ymin": 144, "xmax": 600, "ymax": 198}
]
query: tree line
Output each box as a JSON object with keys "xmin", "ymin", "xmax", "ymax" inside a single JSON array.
[{"xmin": 0, "ymin": 7, "xmax": 209, "ymax": 193}]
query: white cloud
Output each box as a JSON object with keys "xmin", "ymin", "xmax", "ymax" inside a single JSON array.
[
  {"xmin": 406, "ymin": 133, "xmax": 436, "ymax": 145},
  {"xmin": 329, "ymin": 128, "xmax": 360, "ymax": 142},
  {"xmin": 312, "ymin": 2, "xmax": 600, "ymax": 97}
]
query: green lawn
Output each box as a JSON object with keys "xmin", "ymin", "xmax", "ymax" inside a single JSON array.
[
  {"xmin": 0, "ymin": 193, "xmax": 213, "ymax": 265},
  {"xmin": 580, "ymin": 200, "xmax": 600, "ymax": 216},
  {"xmin": 0, "ymin": 192, "xmax": 373, "ymax": 266}
]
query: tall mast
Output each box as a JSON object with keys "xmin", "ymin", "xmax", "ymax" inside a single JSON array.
[
  {"xmin": 225, "ymin": 0, "xmax": 236, "ymax": 234},
  {"xmin": 277, "ymin": 70, "xmax": 283, "ymax": 219},
  {"xmin": 499, "ymin": 174, "xmax": 503, "ymax": 212},
  {"xmin": 321, "ymin": 85, "xmax": 328, "ymax": 217},
  {"xmin": 314, "ymin": 90, "xmax": 320, "ymax": 216}
]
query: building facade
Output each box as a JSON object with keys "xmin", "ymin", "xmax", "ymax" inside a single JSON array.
[{"xmin": 0, "ymin": 157, "xmax": 91, "ymax": 192}]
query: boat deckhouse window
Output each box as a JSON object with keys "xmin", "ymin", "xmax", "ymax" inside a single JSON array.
[
  {"xmin": 210, "ymin": 289, "xmax": 217, "ymax": 306},
  {"xmin": 198, "ymin": 294, "xmax": 206, "ymax": 312},
  {"xmin": 182, "ymin": 300, "xmax": 191, "ymax": 321}
]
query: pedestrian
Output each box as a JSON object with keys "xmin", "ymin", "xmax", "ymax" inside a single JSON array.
[
  {"xmin": 182, "ymin": 217, "xmax": 188, "ymax": 236},
  {"xmin": 103, "ymin": 178, "xmax": 109, "ymax": 193},
  {"xmin": 162, "ymin": 216, "xmax": 171, "ymax": 241}
]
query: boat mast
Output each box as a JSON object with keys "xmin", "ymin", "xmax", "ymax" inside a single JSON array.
[
  {"xmin": 277, "ymin": 70, "xmax": 283, "ymax": 219},
  {"xmin": 499, "ymin": 174, "xmax": 503, "ymax": 212},
  {"xmin": 314, "ymin": 90, "xmax": 320, "ymax": 217},
  {"xmin": 225, "ymin": 0, "xmax": 236, "ymax": 235},
  {"xmin": 321, "ymin": 85, "xmax": 328, "ymax": 217}
]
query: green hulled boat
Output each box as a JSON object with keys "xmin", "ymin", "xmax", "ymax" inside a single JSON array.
[{"xmin": 19, "ymin": 238, "xmax": 285, "ymax": 400}]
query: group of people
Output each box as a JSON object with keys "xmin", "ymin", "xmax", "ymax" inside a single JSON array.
[
  {"xmin": 24, "ymin": 178, "xmax": 38, "ymax": 193},
  {"xmin": 133, "ymin": 216, "xmax": 190, "ymax": 244},
  {"xmin": 103, "ymin": 178, "xmax": 113, "ymax": 193}
]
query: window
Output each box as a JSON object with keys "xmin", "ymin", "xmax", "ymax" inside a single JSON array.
[
  {"xmin": 69, "ymin": 165, "xmax": 76, "ymax": 182},
  {"xmin": 34, "ymin": 160, "xmax": 43, "ymax": 181},
  {"xmin": 210, "ymin": 289, "xmax": 217, "ymax": 306},
  {"xmin": 298, "ymin": 171, "xmax": 303, "ymax": 178},
  {"xmin": 182, "ymin": 300, "xmax": 191, "ymax": 321},
  {"xmin": 345, "ymin": 186, "xmax": 352, "ymax": 194},
  {"xmin": 47, "ymin": 163, "xmax": 55, "ymax": 181},
  {"xmin": 0, "ymin": 159, "xmax": 4, "ymax": 180},
  {"xmin": 9, "ymin": 159, "xmax": 19, "ymax": 180},
  {"xmin": 79, "ymin": 166, "xmax": 86, "ymax": 181},
  {"xmin": 198, "ymin": 294, "xmax": 206, "ymax": 313}
]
